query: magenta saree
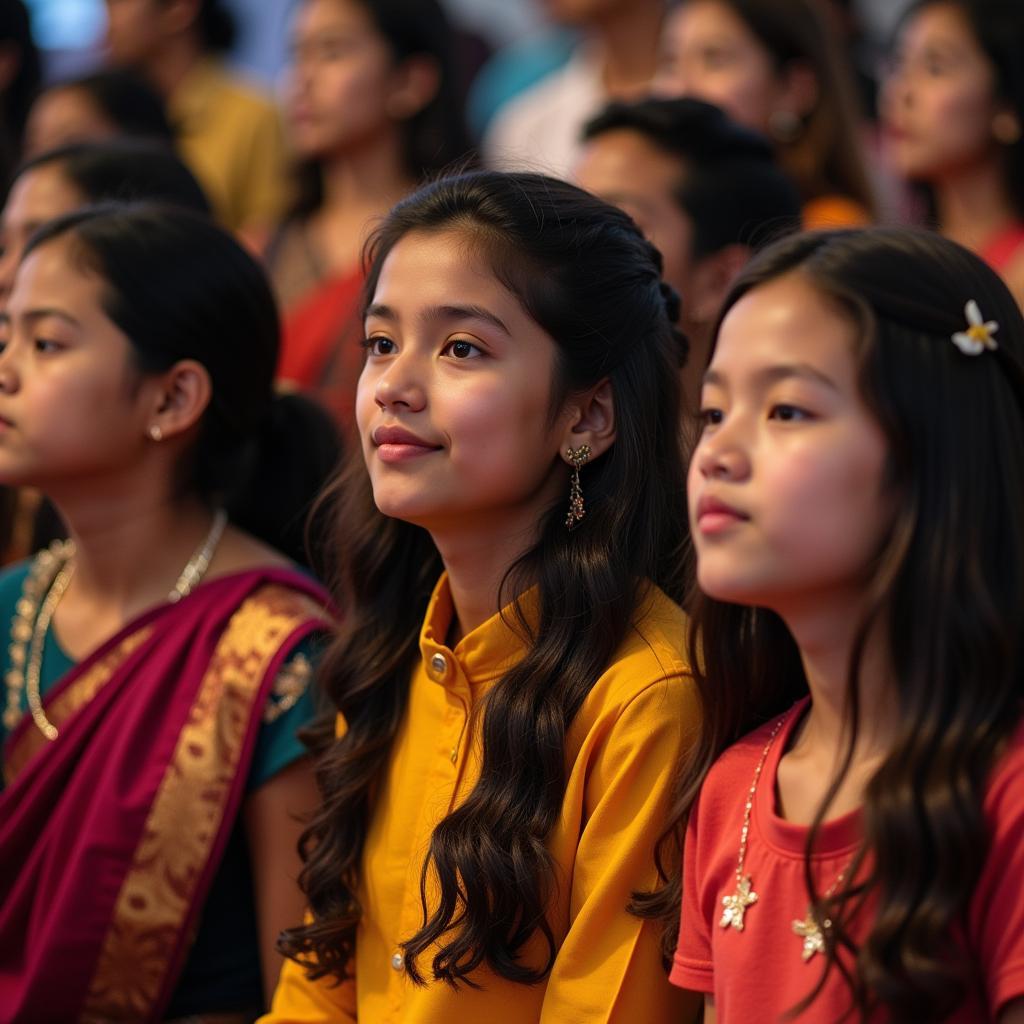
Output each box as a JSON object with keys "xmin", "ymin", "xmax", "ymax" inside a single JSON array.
[{"xmin": 0, "ymin": 568, "xmax": 333, "ymax": 1023}]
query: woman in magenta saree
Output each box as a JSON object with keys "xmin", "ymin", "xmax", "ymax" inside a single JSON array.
[{"xmin": 0, "ymin": 204, "xmax": 337, "ymax": 1021}]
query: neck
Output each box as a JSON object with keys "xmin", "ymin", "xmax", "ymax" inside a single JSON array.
[
  {"xmin": 934, "ymin": 156, "xmax": 1019, "ymax": 252},
  {"xmin": 779, "ymin": 591, "xmax": 897, "ymax": 762},
  {"xmin": 429, "ymin": 505, "xmax": 552, "ymax": 644},
  {"xmin": 146, "ymin": 32, "xmax": 204, "ymax": 99},
  {"xmin": 319, "ymin": 129, "xmax": 415, "ymax": 213},
  {"xmin": 50, "ymin": 484, "xmax": 215, "ymax": 613},
  {"xmin": 588, "ymin": 1, "xmax": 663, "ymax": 97}
]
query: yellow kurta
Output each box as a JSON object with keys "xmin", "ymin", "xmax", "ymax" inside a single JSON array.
[
  {"xmin": 265, "ymin": 575, "xmax": 699, "ymax": 1023},
  {"xmin": 170, "ymin": 58, "xmax": 288, "ymax": 232}
]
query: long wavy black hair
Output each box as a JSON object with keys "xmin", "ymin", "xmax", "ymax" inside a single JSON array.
[
  {"xmin": 674, "ymin": 226, "xmax": 1024, "ymax": 1020},
  {"xmin": 279, "ymin": 170, "xmax": 689, "ymax": 985}
]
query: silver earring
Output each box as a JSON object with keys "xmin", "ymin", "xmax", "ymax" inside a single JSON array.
[{"xmin": 565, "ymin": 444, "xmax": 591, "ymax": 530}]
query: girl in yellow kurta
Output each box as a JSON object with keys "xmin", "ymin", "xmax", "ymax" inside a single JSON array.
[{"xmin": 264, "ymin": 171, "xmax": 703, "ymax": 1023}]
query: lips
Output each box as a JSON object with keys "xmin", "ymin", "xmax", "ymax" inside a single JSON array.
[
  {"xmin": 695, "ymin": 494, "xmax": 749, "ymax": 534},
  {"xmin": 371, "ymin": 424, "xmax": 442, "ymax": 464}
]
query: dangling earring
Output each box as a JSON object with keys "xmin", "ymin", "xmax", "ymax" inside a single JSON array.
[{"xmin": 564, "ymin": 444, "xmax": 591, "ymax": 530}]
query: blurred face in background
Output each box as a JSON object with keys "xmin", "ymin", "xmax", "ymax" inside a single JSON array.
[
  {"xmin": 574, "ymin": 129, "xmax": 694, "ymax": 313},
  {"xmin": 24, "ymin": 87, "xmax": 120, "ymax": 158},
  {"xmin": 104, "ymin": 0, "xmax": 167, "ymax": 66},
  {"xmin": 0, "ymin": 163, "xmax": 85, "ymax": 304},
  {"xmin": 541, "ymin": 0, "xmax": 637, "ymax": 28},
  {"xmin": 286, "ymin": 0, "xmax": 427, "ymax": 162},
  {"xmin": 880, "ymin": 3, "xmax": 1007, "ymax": 183},
  {"xmin": 654, "ymin": 0, "xmax": 783, "ymax": 132}
]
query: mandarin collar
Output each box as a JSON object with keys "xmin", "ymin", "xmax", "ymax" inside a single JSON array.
[{"xmin": 418, "ymin": 573, "xmax": 538, "ymax": 687}]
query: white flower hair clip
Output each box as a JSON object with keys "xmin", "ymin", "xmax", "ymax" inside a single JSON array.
[{"xmin": 952, "ymin": 300, "xmax": 999, "ymax": 355}]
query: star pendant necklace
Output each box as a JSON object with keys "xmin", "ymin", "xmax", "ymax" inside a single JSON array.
[{"xmin": 718, "ymin": 705, "xmax": 852, "ymax": 963}]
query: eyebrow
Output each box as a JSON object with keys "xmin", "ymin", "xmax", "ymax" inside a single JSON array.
[
  {"xmin": 365, "ymin": 302, "xmax": 511, "ymax": 337},
  {"xmin": 703, "ymin": 362, "xmax": 840, "ymax": 391},
  {"xmin": 0, "ymin": 307, "xmax": 82, "ymax": 328}
]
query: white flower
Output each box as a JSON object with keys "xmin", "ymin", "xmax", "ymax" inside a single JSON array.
[{"xmin": 951, "ymin": 300, "xmax": 999, "ymax": 355}]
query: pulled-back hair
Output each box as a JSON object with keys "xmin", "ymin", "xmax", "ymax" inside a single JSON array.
[
  {"xmin": 583, "ymin": 96, "xmax": 802, "ymax": 259},
  {"xmin": 14, "ymin": 139, "xmax": 210, "ymax": 214},
  {"xmin": 22, "ymin": 204, "xmax": 339, "ymax": 564},
  {"xmin": 38, "ymin": 68, "xmax": 174, "ymax": 145},
  {"xmin": 280, "ymin": 170, "xmax": 689, "ymax": 985},
  {"xmin": 675, "ymin": 226, "xmax": 1024, "ymax": 1020}
]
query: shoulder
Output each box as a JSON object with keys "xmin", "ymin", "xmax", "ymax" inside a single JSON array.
[
  {"xmin": 0, "ymin": 558, "xmax": 32, "ymax": 606},
  {"xmin": 484, "ymin": 50, "xmax": 599, "ymax": 167},
  {"xmin": 199, "ymin": 62, "xmax": 279, "ymax": 120},
  {"xmin": 696, "ymin": 714, "xmax": 792, "ymax": 816},
  {"xmin": 574, "ymin": 586, "xmax": 695, "ymax": 738},
  {"xmin": 802, "ymin": 194, "xmax": 871, "ymax": 230},
  {"xmin": 984, "ymin": 718, "xmax": 1024, "ymax": 821},
  {"xmin": 600, "ymin": 585, "xmax": 690, "ymax": 693}
]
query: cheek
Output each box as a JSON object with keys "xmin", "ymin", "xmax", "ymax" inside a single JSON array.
[
  {"xmin": 699, "ymin": 67, "xmax": 776, "ymax": 131},
  {"xmin": 763, "ymin": 438, "xmax": 888, "ymax": 562}
]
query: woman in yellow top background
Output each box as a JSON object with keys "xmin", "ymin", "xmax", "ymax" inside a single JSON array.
[{"xmin": 264, "ymin": 170, "xmax": 702, "ymax": 1022}]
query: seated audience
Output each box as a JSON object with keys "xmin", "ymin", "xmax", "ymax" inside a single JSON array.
[
  {"xmin": 575, "ymin": 96, "xmax": 802, "ymax": 412},
  {"xmin": 267, "ymin": 0, "xmax": 471, "ymax": 426},
  {"xmin": 881, "ymin": 0, "xmax": 1024, "ymax": 307},
  {"xmin": 655, "ymin": 0, "xmax": 875, "ymax": 228},
  {"xmin": 104, "ymin": 0, "xmax": 288, "ymax": 236},
  {"xmin": 483, "ymin": 0, "xmax": 664, "ymax": 178},
  {"xmin": 23, "ymin": 68, "xmax": 174, "ymax": 158}
]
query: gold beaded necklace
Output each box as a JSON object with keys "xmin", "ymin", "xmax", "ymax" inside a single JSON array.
[{"xmin": 4, "ymin": 510, "xmax": 228, "ymax": 742}]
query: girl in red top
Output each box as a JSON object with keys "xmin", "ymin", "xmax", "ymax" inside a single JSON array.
[{"xmin": 670, "ymin": 227, "xmax": 1024, "ymax": 1022}]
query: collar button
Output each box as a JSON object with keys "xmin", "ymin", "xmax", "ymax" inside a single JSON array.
[{"xmin": 429, "ymin": 652, "xmax": 448, "ymax": 679}]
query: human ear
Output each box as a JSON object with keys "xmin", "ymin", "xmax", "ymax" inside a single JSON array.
[
  {"xmin": 560, "ymin": 378, "xmax": 616, "ymax": 461},
  {"xmin": 385, "ymin": 55, "xmax": 440, "ymax": 121},
  {"xmin": 145, "ymin": 359, "xmax": 212, "ymax": 442}
]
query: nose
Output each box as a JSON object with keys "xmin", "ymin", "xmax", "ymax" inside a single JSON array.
[
  {"xmin": 0, "ymin": 342, "xmax": 20, "ymax": 395},
  {"xmin": 693, "ymin": 421, "xmax": 750, "ymax": 482},
  {"xmin": 373, "ymin": 350, "xmax": 426, "ymax": 412}
]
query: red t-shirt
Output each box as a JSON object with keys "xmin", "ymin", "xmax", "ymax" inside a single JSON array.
[{"xmin": 671, "ymin": 698, "xmax": 1024, "ymax": 1021}]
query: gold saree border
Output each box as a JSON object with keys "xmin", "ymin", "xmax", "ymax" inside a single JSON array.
[
  {"xmin": 81, "ymin": 585, "xmax": 327, "ymax": 1023},
  {"xmin": 3, "ymin": 626, "xmax": 155, "ymax": 785}
]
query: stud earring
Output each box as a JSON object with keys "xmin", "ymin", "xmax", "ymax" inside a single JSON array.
[
  {"xmin": 564, "ymin": 444, "xmax": 592, "ymax": 530},
  {"xmin": 148, "ymin": 425, "xmax": 163, "ymax": 442}
]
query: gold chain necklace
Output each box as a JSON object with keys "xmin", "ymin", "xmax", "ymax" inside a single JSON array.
[
  {"xmin": 718, "ymin": 704, "xmax": 852, "ymax": 963},
  {"xmin": 4, "ymin": 510, "xmax": 228, "ymax": 742},
  {"xmin": 718, "ymin": 713, "xmax": 788, "ymax": 932}
]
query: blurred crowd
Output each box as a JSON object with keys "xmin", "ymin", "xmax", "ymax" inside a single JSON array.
[{"xmin": 0, "ymin": 0, "xmax": 1020, "ymax": 458}]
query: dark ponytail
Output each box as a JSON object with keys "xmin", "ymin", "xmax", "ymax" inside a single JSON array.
[{"xmin": 23, "ymin": 202, "xmax": 339, "ymax": 563}]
